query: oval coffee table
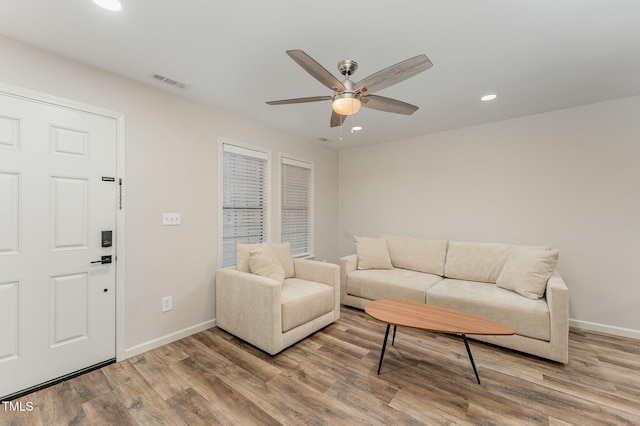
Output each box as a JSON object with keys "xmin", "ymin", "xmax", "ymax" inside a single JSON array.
[{"xmin": 365, "ymin": 299, "xmax": 515, "ymax": 384}]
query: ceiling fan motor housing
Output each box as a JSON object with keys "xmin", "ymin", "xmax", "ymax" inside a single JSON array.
[{"xmin": 337, "ymin": 59, "xmax": 358, "ymax": 76}]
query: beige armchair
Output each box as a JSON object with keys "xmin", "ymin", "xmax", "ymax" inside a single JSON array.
[{"xmin": 215, "ymin": 254, "xmax": 340, "ymax": 355}]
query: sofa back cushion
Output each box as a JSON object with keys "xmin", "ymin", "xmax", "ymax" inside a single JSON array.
[
  {"xmin": 384, "ymin": 236, "xmax": 448, "ymax": 276},
  {"xmin": 445, "ymin": 241, "xmax": 549, "ymax": 283}
]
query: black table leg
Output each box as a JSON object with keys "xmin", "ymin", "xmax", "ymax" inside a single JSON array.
[
  {"xmin": 392, "ymin": 325, "xmax": 397, "ymax": 345},
  {"xmin": 377, "ymin": 324, "xmax": 391, "ymax": 375},
  {"xmin": 462, "ymin": 335, "xmax": 481, "ymax": 384}
]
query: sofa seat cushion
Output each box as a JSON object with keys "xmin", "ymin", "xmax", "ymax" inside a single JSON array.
[
  {"xmin": 426, "ymin": 279, "xmax": 550, "ymax": 341},
  {"xmin": 347, "ymin": 268, "xmax": 443, "ymax": 304},
  {"xmin": 281, "ymin": 278, "xmax": 334, "ymax": 333}
]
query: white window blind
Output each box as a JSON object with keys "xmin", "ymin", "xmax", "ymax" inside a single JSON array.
[
  {"xmin": 281, "ymin": 157, "xmax": 313, "ymax": 257},
  {"xmin": 222, "ymin": 144, "xmax": 268, "ymax": 267}
]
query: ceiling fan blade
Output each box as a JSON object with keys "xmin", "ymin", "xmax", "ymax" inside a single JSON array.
[
  {"xmin": 330, "ymin": 110, "xmax": 346, "ymax": 127},
  {"xmin": 354, "ymin": 54, "xmax": 432, "ymax": 95},
  {"xmin": 266, "ymin": 95, "xmax": 332, "ymax": 105},
  {"xmin": 286, "ymin": 50, "xmax": 346, "ymax": 92},
  {"xmin": 361, "ymin": 95, "xmax": 419, "ymax": 115}
]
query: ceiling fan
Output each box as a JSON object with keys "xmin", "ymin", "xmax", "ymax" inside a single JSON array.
[{"xmin": 266, "ymin": 50, "xmax": 433, "ymax": 127}]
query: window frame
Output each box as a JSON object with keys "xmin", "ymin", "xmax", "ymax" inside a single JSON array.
[
  {"xmin": 279, "ymin": 153, "xmax": 314, "ymax": 258},
  {"xmin": 218, "ymin": 138, "xmax": 271, "ymax": 267}
]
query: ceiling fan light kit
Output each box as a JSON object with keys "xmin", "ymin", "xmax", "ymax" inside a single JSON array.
[
  {"xmin": 266, "ymin": 50, "xmax": 432, "ymax": 128},
  {"xmin": 332, "ymin": 94, "xmax": 361, "ymax": 115}
]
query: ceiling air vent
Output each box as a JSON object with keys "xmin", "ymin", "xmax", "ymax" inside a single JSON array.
[{"xmin": 150, "ymin": 73, "xmax": 190, "ymax": 90}]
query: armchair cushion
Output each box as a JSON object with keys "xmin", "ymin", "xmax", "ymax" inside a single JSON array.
[
  {"xmin": 237, "ymin": 242, "xmax": 295, "ymax": 278},
  {"xmin": 249, "ymin": 243, "xmax": 286, "ymax": 282},
  {"xmin": 281, "ymin": 278, "xmax": 334, "ymax": 332},
  {"xmin": 272, "ymin": 243, "xmax": 295, "ymax": 278}
]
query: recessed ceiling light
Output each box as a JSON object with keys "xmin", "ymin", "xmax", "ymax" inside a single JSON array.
[
  {"xmin": 480, "ymin": 94, "xmax": 498, "ymax": 102},
  {"xmin": 351, "ymin": 126, "xmax": 363, "ymax": 133},
  {"xmin": 92, "ymin": 0, "xmax": 122, "ymax": 11}
]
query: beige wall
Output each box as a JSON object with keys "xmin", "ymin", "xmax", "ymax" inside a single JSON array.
[
  {"xmin": 0, "ymin": 35, "xmax": 339, "ymax": 352},
  {"xmin": 339, "ymin": 95, "xmax": 640, "ymax": 336}
]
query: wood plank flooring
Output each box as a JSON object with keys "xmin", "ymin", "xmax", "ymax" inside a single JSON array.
[{"xmin": 2, "ymin": 306, "xmax": 639, "ymax": 425}]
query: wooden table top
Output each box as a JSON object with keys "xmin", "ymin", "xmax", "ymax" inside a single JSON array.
[{"xmin": 365, "ymin": 299, "xmax": 515, "ymax": 336}]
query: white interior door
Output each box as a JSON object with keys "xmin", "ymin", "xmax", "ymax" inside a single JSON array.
[{"xmin": 0, "ymin": 92, "xmax": 117, "ymax": 399}]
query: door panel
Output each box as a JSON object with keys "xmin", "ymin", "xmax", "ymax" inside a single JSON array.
[
  {"xmin": 50, "ymin": 126, "xmax": 89, "ymax": 159},
  {"xmin": 0, "ymin": 280, "xmax": 19, "ymax": 362},
  {"xmin": 50, "ymin": 176, "xmax": 89, "ymax": 251},
  {"xmin": 0, "ymin": 93, "xmax": 117, "ymax": 398},
  {"xmin": 0, "ymin": 115, "xmax": 20, "ymax": 150},
  {"xmin": 49, "ymin": 272, "xmax": 89, "ymax": 347},
  {"xmin": 0, "ymin": 171, "xmax": 20, "ymax": 254}
]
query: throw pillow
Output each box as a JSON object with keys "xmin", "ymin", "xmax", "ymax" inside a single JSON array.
[
  {"xmin": 355, "ymin": 236, "xmax": 393, "ymax": 270},
  {"xmin": 249, "ymin": 243, "xmax": 286, "ymax": 282},
  {"xmin": 496, "ymin": 248, "xmax": 559, "ymax": 299}
]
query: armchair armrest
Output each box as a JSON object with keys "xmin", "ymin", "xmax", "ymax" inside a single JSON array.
[
  {"xmin": 215, "ymin": 267, "xmax": 282, "ymax": 354},
  {"xmin": 293, "ymin": 259, "xmax": 339, "ymax": 288},
  {"xmin": 293, "ymin": 259, "xmax": 340, "ymax": 321}
]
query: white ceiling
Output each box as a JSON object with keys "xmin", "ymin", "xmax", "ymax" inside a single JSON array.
[{"xmin": 2, "ymin": 1, "xmax": 640, "ymax": 149}]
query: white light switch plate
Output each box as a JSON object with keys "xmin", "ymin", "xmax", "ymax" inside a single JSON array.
[{"xmin": 162, "ymin": 213, "xmax": 181, "ymax": 225}]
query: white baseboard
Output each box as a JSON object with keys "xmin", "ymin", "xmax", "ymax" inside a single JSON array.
[
  {"xmin": 123, "ymin": 318, "xmax": 216, "ymax": 360},
  {"xmin": 570, "ymin": 318, "xmax": 640, "ymax": 340}
]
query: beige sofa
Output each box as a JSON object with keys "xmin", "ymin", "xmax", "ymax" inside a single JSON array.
[
  {"xmin": 216, "ymin": 243, "xmax": 340, "ymax": 355},
  {"xmin": 340, "ymin": 236, "xmax": 569, "ymax": 363}
]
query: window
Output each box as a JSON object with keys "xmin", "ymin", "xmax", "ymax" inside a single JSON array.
[
  {"xmin": 281, "ymin": 156, "xmax": 313, "ymax": 257},
  {"xmin": 221, "ymin": 143, "xmax": 269, "ymax": 267}
]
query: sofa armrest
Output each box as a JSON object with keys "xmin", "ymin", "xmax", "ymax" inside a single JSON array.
[
  {"xmin": 215, "ymin": 267, "xmax": 282, "ymax": 352},
  {"xmin": 339, "ymin": 254, "xmax": 358, "ymax": 304},
  {"xmin": 340, "ymin": 254, "xmax": 358, "ymax": 274},
  {"xmin": 546, "ymin": 269, "xmax": 569, "ymax": 363}
]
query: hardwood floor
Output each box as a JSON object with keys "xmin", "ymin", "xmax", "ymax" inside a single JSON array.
[{"xmin": 2, "ymin": 306, "xmax": 639, "ymax": 425}]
